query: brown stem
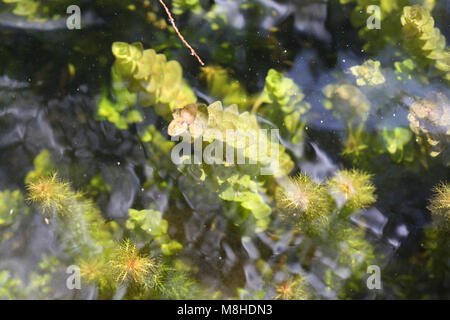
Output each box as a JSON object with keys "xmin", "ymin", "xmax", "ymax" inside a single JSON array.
[{"xmin": 158, "ymin": 0, "xmax": 205, "ymax": 66}]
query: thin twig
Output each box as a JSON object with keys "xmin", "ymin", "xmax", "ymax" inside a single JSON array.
[{"xmin": 158, "ymin": 0, "xmax": 205, "ymax": 66}]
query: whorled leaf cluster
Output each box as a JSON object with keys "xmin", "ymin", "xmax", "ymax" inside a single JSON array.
[
  {"xmin": 400, "ymin": 5, "xmax": 450, "ymax": 82},
  {"xmin": 97, "ymin": 42, "xmax": 197, "ymax": 129},
  {"xmin": 258, "ymin": 69, "xmax": 311, "ymax": 144},
  {"xmin": 167, "ymin": 101, "xmax": 294, "ymax": 231},
  {"xmin": 276, "ymin": 170, "xmax": 376, "ymax": 236},
  {"xmin": 168, "ymin": 101, "xmax": 294, "ymax": 177}
]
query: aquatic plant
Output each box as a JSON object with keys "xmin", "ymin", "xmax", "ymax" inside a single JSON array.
[
  {"xmin": 400, "ymin": 5, "xmax": 450, "ymax": 82},
  {"xmin": 168, "ymin": 101, "xmax": 294, "ymax": 177},
  {"xmin": 98, "ymin": 41, "xmax": 197, "ymax": 127},
  {"xmin": 274, "ymin": 276, "xmax": 311, "ymax": 300},
  {"xmin": 408, "ymin": 92, "xmax": 450, "ymax": 165},
  {"xmin": 421, "ymin": 183, "xmax": 449, "ymax": 286},
  {"xmin": 427, "ymin": 182, "xmax": 450, "ymax": 231},
  {"xmin": 27, "ymin": 173, "xmax": 72, "ymax": 215},
  {"xmin": 272, "ymin": 170, "xmax": 378, "ymax": 298},
  {"xmin": 256, "ymin": 69, "xmax": 311, "ymax": 144},
  {"xmin": 276, "ymin": 173, "xmax": 334, "ymax": 236},
  {"xmin": 0, "ymin": 189, "xmax": 29, "ymax": 228},
  {"xmin": 0, "ymin": 270, "xmax": 24, "ymax": 299},
  {"xmin": 341, "ymin": 126, "xmax": 369, "ymax": 160},
  {"xmin": 380, "ymin": 127, "xmax": 414, "ymax": 163},
  {"xmin": 97, "ymin": 84, "xmax": 139, "ymax": 130},
  {"xmin": 327, "ymin": 169, "xmax": 377, "ymax": 216},
  {"xmin": 1, "ymin": 0, "xmax": 449, "ymax": 301},
  {"xmin": 200, "ymin": 65, "xmax": 253, "ymax": 110},
  {"xmin": 349, "ymin": 60, "xmax": 386, "ymax": 86},
  {"xmin": 323, "ymin": 222, "xmax": 376, "ymax": 298},
  {"xmin": 217, "ymin": 173, "xmax": 272, "ymax": 232},
  {"xmin": 78, "ymin": 254, "xmax": 111, "ymax": 290},
  {"xmin": 172, "ymin": 0, "xmax": 202, "ymax": 15},
  {"xmin": 394, "ymin": 58, "xmax": 417, "ymax": 81},
  {"xmin": 323, "ymin": 84, "xmax": 371, "ymax": 126},
  {"xmin": 109, "ymin": 239, "xmax": 158, "ymax": 287},
  {"xmin": 167, "ymin": 100, "xmax": 295, "ymax": 232},
  {"xmin": 24, "ymin": 149, "xmax": 55, "ymax": 185},
  {"xmin": 0, "ymin": 254, "xmax": 66, "ymax": 299},
  {"xmin": 341, "ymin": 1, "xmax": 448, "ymax": 82},
  {"xmin": 386, "ymin": 182, "xmax": 450, "ymax": 299},
  {"xmin": 126, "ymin": 209, "xmax": 183, "ymax": 255},
  {"xmin": 340, "ymin": 0, "xmax": 409, "ymax": 52},
  {"xmin": 1, "ymin": 0, "xmax": 72, "ymax": 21},
  {"xmin": 84, "ymin": 173, "xmax": 111, "ymax": 198},
  {"xmin": 158, "ymin": 269, "xmax": 205, "ymax": 299},
  {"xmin": 26, "ymin": 167, "xmax": 115, "ymax": 257}
]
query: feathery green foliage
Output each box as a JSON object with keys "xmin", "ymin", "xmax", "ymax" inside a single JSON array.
[
  {"xmin": 276, "ymin": 173, "xmax": 334, "ymax": 236},
  {"xmin": 427, "ymin": 182, "xmax": 450, "ymax": 231},
  {"xmin": 109, "ymin": 239, "xmax": 159, "ymax": 286},
  {"xmin": 274, "ymin": 276, "xmax": 312, "ymax": 300},
  {"xmin": 97, "ymin": 42, "xmax": 197, "ymax": 128},
  {"xmin": 26, "ymin": 172, "xmax": 115, "ymax": 257},
  {"xmin": 327, "ymin": 169, "xmax": 377, "ymax": 217}
]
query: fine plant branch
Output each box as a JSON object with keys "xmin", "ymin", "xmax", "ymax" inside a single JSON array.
[{"xmin": 158, "ymin": 0, "xmax": 205, "ymax": 66}]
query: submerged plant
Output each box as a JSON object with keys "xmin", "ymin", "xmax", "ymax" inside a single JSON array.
[
  {"xmin": 1, "ymin": 0, "xmax": 72, "ymax": 21},
  {"xmin": 78, "ymin": 255, "xmax": 110, "ymax": 288},
  {"xmin": 381, "ymin": 127, "xmax": 414, "ymax": 163},
  {"xmin": 408, "ymin": 92, "xmax": 450, "ymax": 164},
  {"xmin": 25, "ymin": 158, "xmax": 115, "ymax": 257},
  {"xmin": 0, "ymin": 189, "xmax": 29, "ymax": 241},
  {"xmin": 0, "ymin": 189, "xmax": 29, "ymax": 227},
  {"xmin": 323, "ymin": 222, "xmax": 376, "ymax": 298},
  {"xmin": 200, "ymin": 65, "xmax": 253, "ymax": 110},
  {"xmin": 274, "ymin": 276, "xmax": 311, "ymax": 300},
  {"xmin": 172, "ymin": 0, "xmax": 202, "ymax": 15},
  {"xmin": 26, "ymin": 173, "xmax": 72, "ymax": 216},
  {"xmin": 427, "ymin": 182, "xmax": 450, "ymax": 231},
  {"xmin": 98, "ymin": 41, "xmax": 197, "ymax": 128},
  {"xmin": 256, "ymin": 69, "xmax": 310, "ymax": 143},
  {"xmin": 168, "ymin": 101, "xmax": 294, "ymax": 177},
  {"xmin": 276, "ymin": 173, "xmax": 334, "ymax": 236},
  {"xmin": 2, "ymin": 0, "xmax": 449, "ymax": 301},
  {"xmin": 167, "ymin": 100, "xmax": 295, "ymax": 232},
  {"xmin": 110, "ymin": 239, "xmax": 158, "ymax": 286},
  {"xmin": 0, "ymin": 270, "xmax": 24, "ymax": 299},
  {"xmin": 126, "ymin": 209, "xmax": 183, "ymax": 256},
  {"xmin": 327, "ymin": 169, "xmax": 377, "ymax": 216},
  {"xmin": 401, "ymin": 5, "xmax": 450, "ymax": 81},
  {"xmin": 341, "ymin": 126, "xmax": 369, "ymax": 160},
  {"xmin": 349, "ymin": 60, "xmax": 386, "ymax": 86},
  {"xmin": 323, "ymin": 84, "xmax": 371, "ymax": 126},
  {"xmin": 24, "ymin": 149, "xmax": 55, "ymax": 185}
]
